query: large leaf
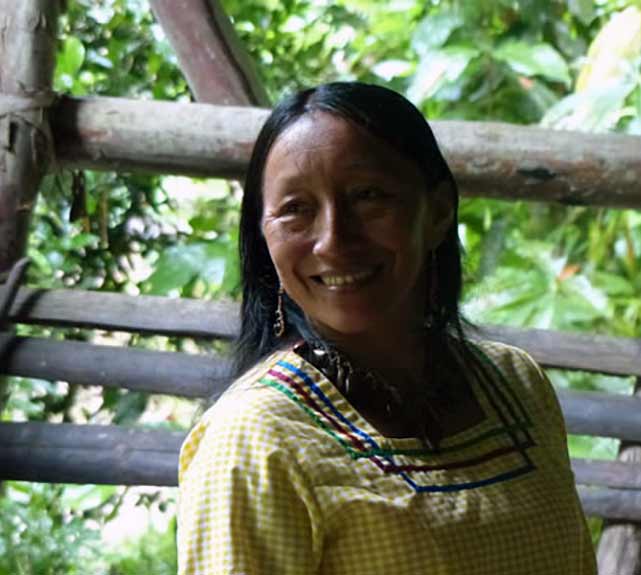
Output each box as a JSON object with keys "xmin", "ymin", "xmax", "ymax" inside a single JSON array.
[
  {"xmin": 541, "ymin": 82, "xmax": 636, "ymax": 132},
  {"xmin": 577, "ymin": 6, "xmax": 641, "ymax": 91},
  {"xmin": 494, "ymin": 41, "xmax": 571, "ymax": 86},
  {"xmin": 411, "ymin": 8, "xmax": 464, "ymax": 56},
  {"xmin": 408, "ymin": 46, "xmax": 479, "ymax": 104},
  {"xmin": 145, "ymin": 243, "xmax": 226, "ymax": 295},
  {"xmin": 55, "ymin": 37, "xmax": 86, "ymax": 91},
  {"xmin": 57, "ymin": 37, "xmax": 86, "ymax": 77}
]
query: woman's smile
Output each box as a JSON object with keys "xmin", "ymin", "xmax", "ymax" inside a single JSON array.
[{"xmin": 312, "ymin": 266, "xmax": 381, "ymax": 289}]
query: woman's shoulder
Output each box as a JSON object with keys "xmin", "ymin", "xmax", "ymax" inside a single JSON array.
[
  {"xmin": 469, "ymin": 338, "xmax": 569, "ymax": 447},
  {"xmin": 467, "ymin": 338, "xmax": 559, "ymax": 417},
  {"xmin": 469, "ymin": 338, "xmax": 544, "ymax": 386},
  {"xmin": 179, "ymin": 349, "xmax": 307, "ymax": 477}
]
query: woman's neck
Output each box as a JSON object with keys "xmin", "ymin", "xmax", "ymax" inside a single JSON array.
[{"xmin": 314, "ymin": 320, "xmax": 428, "ymax": 383}]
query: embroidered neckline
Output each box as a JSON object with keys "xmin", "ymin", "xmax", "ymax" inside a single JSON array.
[{"xmin": 258, "ymin": 345, "xmax": 537, "ymax": 493}]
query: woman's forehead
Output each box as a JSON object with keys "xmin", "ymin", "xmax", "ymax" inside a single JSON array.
[{"xmin": 266, "ymin": 111, "xmax": 404, "ymax": 173}]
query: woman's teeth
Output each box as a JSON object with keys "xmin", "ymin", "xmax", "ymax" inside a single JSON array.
[{"xmin": 320, "ymin": 269, "xmax": 376, "ymax": 286}]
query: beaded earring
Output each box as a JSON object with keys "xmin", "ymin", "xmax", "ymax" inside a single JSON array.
[{"xmin": 273, "ymin": 284, "xmax": 286, "ymax": 338}]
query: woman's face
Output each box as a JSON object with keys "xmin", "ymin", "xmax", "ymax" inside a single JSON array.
[{"xmin": 261, "ymin": 111, "xmax": 452, "ymax": 339}]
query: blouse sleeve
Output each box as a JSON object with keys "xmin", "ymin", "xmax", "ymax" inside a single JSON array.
[{"xmin": 177, "ymin": 395, "xmax": 323, "ymax": 575}]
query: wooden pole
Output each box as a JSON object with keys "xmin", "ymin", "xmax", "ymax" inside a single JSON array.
[
  {"xmin": 149, "ymin": 0, "xmax": 269, "ymax": 106},
  {"xmin": 51, "ymin": 96, "xmax": 641, "ymax": 209},
  {"xmin": 0, "ymin": 0, "xmax": 60, "ymax": 277},
  {"xmin": 597, "ymin": 376, "xmax": 641, "ymax": 574},
  {"xmin": 3, "ymin": 286, "xmax": 641, "ymax": 378}
]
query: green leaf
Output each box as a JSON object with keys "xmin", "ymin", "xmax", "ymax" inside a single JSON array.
[
  {"xmin": 57, "ymin": 37, "xmax": 86, "ymax": 78},
  {"xmin": 541, "ymin": 82, "xmax": 636, "ymax": 132},
  {"xmin": 568, "ymin": 0, "xmax": 596, "ymax": 26},
  {"xmin": 408, "ymin": 47, "xmax": 479, "ymax": 104},
  {"xmin": 592, "ymin": 271, "xmax": 636, "ymax": 296},
  {"xmin": 112, "ymin": 391, "xmax": 148, "ymax": 425},
  {"xmin": 145, "ymin": 242, "xmax": 227, "ymax": 295},
  {"xmin": 494, "ymin": 41, "xmax": 571, "ymax": 86},
  {"xmin": 66, "ymin": 233, "xmax": 100, "ymax": 251},
  {"xmin": 411, "ymin": 8, "xmax": 464, "ymax": 56}
]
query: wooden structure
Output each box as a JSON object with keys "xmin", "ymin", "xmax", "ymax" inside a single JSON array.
[{"xmin": 1, "ymin": 1, "xmax": 641, "ymax": 573}]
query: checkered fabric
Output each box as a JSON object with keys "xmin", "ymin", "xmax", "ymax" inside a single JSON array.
[{"xmin": 177, "ymin": 341, "xmax": 596, "ymax": 574}]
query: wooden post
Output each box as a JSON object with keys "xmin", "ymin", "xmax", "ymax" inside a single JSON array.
[
  {"xmin": 0, "ymin": 0, "xmax": 60, "ymax": 277},
  {"xmin": 149, "ymin": 0, "xmax": 269, "ymax": 106},
  {"xmin": 597, "ymin": 377, "xmax": 641, "ymax": 574}
]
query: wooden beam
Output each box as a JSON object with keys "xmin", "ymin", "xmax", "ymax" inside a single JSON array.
[
  {"xmin": 478, "ymin": 324, "xmax": 641, "ymax": 378},
  {"xmin": 0, "ymin": 332, "xmax": 230, "ymax": 399},
  {"xmin": 51, "ymin": 96, "xmax": 268, "ymax": 178},
  {"xmin": 0, "ymin": 422, "xmax": 182, "ymax": 486},
  {"xmin": 0, "ymin": 0, "xmax": 60, "ymax": 275},
  {"xmin": 6, "ymin": 286, "xmax": 240, "ymax": 339},
  {"xmin": 557, "ymin": 388, "xmax": 641, "ymax": 442},
  {"xmin": 2, "ymin": 332, "xmax": 641, "ymax": 441},
  {"xmin": 572, "ymin": 459, "xmax": 641, "ymax": 491},
  {"xmin": 2, "ymin": 421, "xmax": 641, "ymax": 522},
  {"xmin": 578, "ymin": 487, "xmax": 641, "ymax": 522},
  {"xmin": 50, "ymin": 96, "xmax": 641, "ymax": 209},
  {"xmin": 5, "ymin": 286, "xmax": 641, "ymax": 377},
  {"xmin": 149, "ymin": 0, "xmax": 269, "ymax": 106}
]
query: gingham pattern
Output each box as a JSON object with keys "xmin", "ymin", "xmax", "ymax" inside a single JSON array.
[{"xmin": 178, "ymin": 341, "xmax": 596, "ymax": 575}]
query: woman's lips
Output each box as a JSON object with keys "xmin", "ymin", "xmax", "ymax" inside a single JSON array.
[{"xmin": 312, "ymin": 266, "xmax": 381, "ymax": 289}]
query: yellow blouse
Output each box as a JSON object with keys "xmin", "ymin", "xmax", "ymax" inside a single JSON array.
[{"xmin": 178, "ymin": 341, "xmax": 596, "ymax": 574}]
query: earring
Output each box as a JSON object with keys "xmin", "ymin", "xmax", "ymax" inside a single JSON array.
[{"xmin": 273, "ymin": 285, "xmax": 286, "ymax": 338}]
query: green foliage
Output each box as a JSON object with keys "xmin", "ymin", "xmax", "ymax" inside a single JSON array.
[
  {"xmin": 105, "ymin": 518, "xmax": 177, "ymax": 575},
  {"xmin": 0, "ymin": 483, "xmax": 104, "ymax": 575}
]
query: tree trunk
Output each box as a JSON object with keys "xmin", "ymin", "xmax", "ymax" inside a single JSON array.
[
  {"xmin": 0, "ymin": 0, "xmax": 60, "ymax": 277},
  {"xmin": 597, "ymin": 377, "xmax": 641, "ymax": 575}
]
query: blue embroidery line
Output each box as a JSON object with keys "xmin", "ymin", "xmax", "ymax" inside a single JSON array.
[{"xmin": 276, "ymin": 359, "xmax": 535, "ymax": 493}]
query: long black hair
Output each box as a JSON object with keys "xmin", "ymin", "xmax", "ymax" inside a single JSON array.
[{"xmin": 234, "ymin": 81, "xmax": 466, "ymax": 379}]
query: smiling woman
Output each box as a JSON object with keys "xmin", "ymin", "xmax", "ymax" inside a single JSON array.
[{"xmin": 176, "ymin": 82, "xmax": 596, "ymax": 575}]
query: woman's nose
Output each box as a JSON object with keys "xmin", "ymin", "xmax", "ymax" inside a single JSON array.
[{"xmin": 312, "ymin": 204, "xmax": 359, "ymax": 258}]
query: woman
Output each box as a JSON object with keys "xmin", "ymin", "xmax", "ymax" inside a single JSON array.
[{"xmin": 177, "ymin": 82, "xmax": 596, "ymax": 574}]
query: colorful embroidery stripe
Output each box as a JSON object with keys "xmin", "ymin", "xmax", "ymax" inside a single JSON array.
[
  {"xmin": 410, "ymin": 462, "xmax": 536, "ymax": 493},
  {"xmin": 356, "ymin": 422, "xmax": 532, "ymax": 459},
  {"xmin": 258, "ymin": 377, "xmax": 367, "ymax": 460},
  {"xmin": 269, "ymin": 360, "xmax": 535, "ymax": 492},
  {"xmin": 264, "ymin": 368, "xmax": 530, "ymax": 470},
  {"xmin": 266, "ymin": 369, "xmax": 370, "ymax": 455},
  {"xmin": 274, "ymin": 359, "xmax": 531, "ymax": 458},
  {"xmin": 259, "ymin": 373, "xmax": 390, "ymax": 473},
  {"xmin": 381, "ymin": 439, "xmax": 535, "ymax": 473},
  {"xmin": 470, "ymin": 343, "xmax": 532, "ymax": 425},
  {"xmin": 467, "ymin": 345, "xmax": 537, "ymax": 470}
]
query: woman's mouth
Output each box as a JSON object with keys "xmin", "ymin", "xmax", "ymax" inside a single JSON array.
[{"xmin": 313, "ymin": 266, "xmax": 380, "ymax": 288}]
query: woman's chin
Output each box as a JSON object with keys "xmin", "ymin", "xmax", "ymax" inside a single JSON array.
[{"xmin": 308, "ymin": 314, "xmax": 385, "ymax": 341}]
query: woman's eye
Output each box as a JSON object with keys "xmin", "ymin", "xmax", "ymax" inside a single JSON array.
[
  {"xmin": 351, "ymin": 187, "xmax": 389, "ymax": 201},
  {"xmin": 279, "ymin": 200, "xmax": 310, "ymax": 216}
]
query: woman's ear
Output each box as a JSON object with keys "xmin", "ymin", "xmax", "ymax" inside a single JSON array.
[{"xmin": 424, "ymin": 180, "xmax": 455, "ymax": 250}]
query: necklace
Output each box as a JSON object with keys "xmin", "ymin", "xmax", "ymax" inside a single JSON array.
[{"xmin": 293, "ymin": 338, "xmax": 459, "ymax": 449}]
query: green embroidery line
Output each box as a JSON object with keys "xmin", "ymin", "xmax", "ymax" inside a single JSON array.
[
  {"xmin": 355, "ymin": 421, "xmax": 532, "ymax": 459},
  {"xmin": 259, "ymin": 376, "xmax": 363, "ymax": 459},
  {"xmin": 260, "ymin": 369, "xmax": 531, "ymax": 461},
  {"xmin": 469, "ymin": 342, "xmax": 533, "ymax": 425}
]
